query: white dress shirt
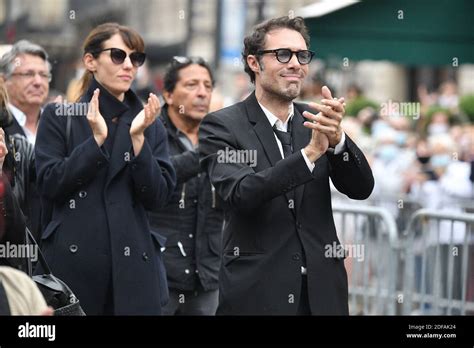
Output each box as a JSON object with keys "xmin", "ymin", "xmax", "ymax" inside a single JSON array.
[
  {"xmin": 258, "ymin": 102, "xmax": 346, "ymax": 173},
  {"xmin": 7, "ymin": 103, "xmax": 37, "ymax": 145}
]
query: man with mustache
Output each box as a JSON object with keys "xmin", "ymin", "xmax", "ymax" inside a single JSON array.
[
  {"xmin": 199, "ymin": 16, "xmax": 374, "ymax": 315},
  {"xmin": 148, "ymin": 57, "xmax": 224, "ymax": 315}
]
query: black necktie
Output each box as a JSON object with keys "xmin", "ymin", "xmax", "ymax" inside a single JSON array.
[{"xmin": 273, "ymin": 119, "xmax": 293, "ymax": 158}]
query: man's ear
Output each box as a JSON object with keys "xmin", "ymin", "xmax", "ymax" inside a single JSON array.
[
  {"xmin": 83, "ymin": 53, "xmax": 97, "ymax": 73},
  {"xmin": 162, "ymin": 90, "xmax": 173, "ymax": 106},
  {"xmin": 247, "ymin": 55, "xmax": 261, "ymax": 75}
]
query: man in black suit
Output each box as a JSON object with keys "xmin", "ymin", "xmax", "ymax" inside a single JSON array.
[{"xmin": 199, "ymin": 16, "xmax": 374, "ymax": 315}]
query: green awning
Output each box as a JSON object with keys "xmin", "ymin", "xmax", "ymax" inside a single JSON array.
[{"xmin": 302, "ymin": 0, "xmax": 474, "ymax": 66}]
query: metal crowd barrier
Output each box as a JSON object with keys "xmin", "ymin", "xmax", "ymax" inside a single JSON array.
[
  {"xmin": 401, "ymin": 209, "xmax": 474, "ymax": 315},
  {"xmin": 332, "ymin": 202, "xmax": 474, "ymax": 315},
  {"xmin": 332, "ymin": 203, "xmax": 399, "ymax": 315}
]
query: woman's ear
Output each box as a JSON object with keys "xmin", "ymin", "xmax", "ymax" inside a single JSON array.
[{"xmin": 83, "ymin": 53, "xmax": 97, "ymax": 73}]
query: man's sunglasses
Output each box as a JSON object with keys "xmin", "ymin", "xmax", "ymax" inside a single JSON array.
[
  {"xmin": 257, "ymin": 49, "xmax": 315, "ymax": 65},
  {"xmin": 98, "ymin": 48, "xmax": 146, "ymax": 67}
]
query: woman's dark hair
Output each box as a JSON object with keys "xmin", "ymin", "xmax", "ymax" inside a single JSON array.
[
  {"xmin": 77, "ymin": 22, "xmax": 145, "ymax": 100},
  {"xmin": 242, "ymin": 16, "xmax": 310, "ymax": 84}
]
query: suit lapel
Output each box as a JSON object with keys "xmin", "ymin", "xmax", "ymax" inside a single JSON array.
[{"xmin": 245, "ymin": 92, "xmax": 282, "ymax": 167}]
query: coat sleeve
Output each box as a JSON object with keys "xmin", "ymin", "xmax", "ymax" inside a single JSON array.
[
  {"xmin": 327, "ymin": 134, "xmax": 374, "ymax": 200},
  {"xmin": 170, "ymin": 149, "xmax": 200, "ymax": 184},
  {"xmin": 199, "ymin": 112, "xmax": 315, "ymax": 214},
  {"xmin": 129, "ymin": 118, "xmax": 176, "ymax": 210},
  {"xmin": 35, "ymin": 103, "xmax": 109, "ymax": 202}
]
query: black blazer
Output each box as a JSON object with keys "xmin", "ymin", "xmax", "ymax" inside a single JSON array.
[
  {"xmin": 199, "ymin": 92, "xmax": 374, "ymax": 315},
  {"xmin": 35, "ymin": 78, "xmax": 176, "ymax": 315}
]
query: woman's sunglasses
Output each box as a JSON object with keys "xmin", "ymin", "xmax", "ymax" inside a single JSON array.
[{"xmin": 98, "ymin": 48, "xmax": 146, "ymax": 67}]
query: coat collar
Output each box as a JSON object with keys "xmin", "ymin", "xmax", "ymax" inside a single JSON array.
[
  {"xmin": 80, "ymin": 76, "xmax": 143, "ymax": 124},
  {"xmin": 80, "ymin": 77, "xmax": 145, "ymax": 184}
]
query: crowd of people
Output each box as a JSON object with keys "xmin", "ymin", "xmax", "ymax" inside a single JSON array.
[{"xmin": 0, "ymin": 14, "xmax": 472, "ymax": 316}]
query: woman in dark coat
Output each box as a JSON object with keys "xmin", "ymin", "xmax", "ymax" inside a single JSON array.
[{"xmin": 35, "ymin": 23, "xmax": 176, "ymax": 315}]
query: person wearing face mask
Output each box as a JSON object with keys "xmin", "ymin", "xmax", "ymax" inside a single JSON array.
[
  {"xmin": 427, "ymin": 110, "xmax": 450, "ymax": 136},
  {"xmin": 34, "ymin": 23, "xmax": 176, "ymax": 315}
]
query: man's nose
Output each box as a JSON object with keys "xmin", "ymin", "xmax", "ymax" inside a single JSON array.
[
  {"xmin": 32, "ymin": 73, "xmax": 45, "ymax": 85},
  {"xmin": 287, "ymin": 53, "xmax": 301, "ymax": 68},
  {"xmin": 196, "ymin": 83, "xmax": 210, "ymax": 98}
]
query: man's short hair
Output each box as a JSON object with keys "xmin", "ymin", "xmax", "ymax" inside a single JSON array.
[
  {"xmin": 0, "ymin": 40, "xmax": 51, "ymax": 78},
  {"xmin": 242, "ymin": 16, "xmax": 310, "ymax": 84},
  {"xmin": 163, "ymin": 56, "xmax": 215, "ymax": 93}
]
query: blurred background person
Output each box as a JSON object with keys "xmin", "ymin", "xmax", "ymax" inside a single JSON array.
[{"xmin": 148, "ymin": 56, "xmax": 223, "ymax": 315}]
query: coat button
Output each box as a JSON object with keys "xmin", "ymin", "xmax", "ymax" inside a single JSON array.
[
  {"xmin": 140, "ymin": 186, "xmax": 147, "ymax": 193},
  {"xmin": 188, "ymin": 234, "xmax": 193, "ymax": 238},
  {"xmin": 69, "ymin": 245, "xmax": 78, "ymax": 253},
  {"xmin": 79, "ymin": 191, "xmax": 87, "ymax": 198},
  {"xmin": 96, "ymin": 160, "xmax": 103, "ymax": 167},
  {"xmin": 195, "ymin": 269, "xmax": 199, "ymax": 274},
  {"xmin": 193, "ymin": 199, "xmax": 198, "ymax": 204},
  {"xmin": 184, "ymin": 269, "xmax": 190, "ymax": 274},
  {"xmin": 292, "ymin": 253, "xmax": 300, "ymax": 261},
  {"xmin": 142, "ymin": 252, "xmax": 149, "ymax": 261},
  {"xmin": 131, "ymin": 164, "xmax": 137, "ymax": 170}
]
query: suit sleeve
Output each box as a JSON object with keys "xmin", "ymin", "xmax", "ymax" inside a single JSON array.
[
  {"xmin": 199, "ymin": 113, "xmax": 315, "ymax": 214},
  {"xmin": 327, "ymin": 134, "xmax": 374, "ymax": 200},
  {"xmin": 35, "ymin": 103, "xmax": 109, "ymax": 202},
  {"xmin": 129, "ymin": 118, "xmax": 176, "ymax": 210}
]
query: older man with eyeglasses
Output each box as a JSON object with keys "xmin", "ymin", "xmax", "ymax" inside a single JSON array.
[
  {"xmin": 0, "ymin": 40, "xmax": 49, "ymax": 240},
  {"xmin": 0, "ymin": 40, "xmax": 51, "ymax": 145}
]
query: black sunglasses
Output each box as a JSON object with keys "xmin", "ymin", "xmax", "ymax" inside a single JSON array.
[
  {"xmin": 257, "ymin": 48, "xmax": 315, "ymax": 65},
  {"xmin": 98, "ymin": 48, "xmax": 146, "ymax": 67}
]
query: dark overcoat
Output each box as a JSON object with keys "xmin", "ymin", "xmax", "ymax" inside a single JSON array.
[{"xmin": 35, "ymin": 78, "xmax": 176, "ymax": 315}]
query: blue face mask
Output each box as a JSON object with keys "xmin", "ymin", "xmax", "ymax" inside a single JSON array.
[
  {"xmin": 378, "ymin": 145, "xmax": 399, "ymax": 162},
  {"xmin": 430, "ymin": 154, "xmax": 451, "ymax": 168},
  {"xmin": 396, "ymin": 132, "xmax": 407, "ymax": 146}
]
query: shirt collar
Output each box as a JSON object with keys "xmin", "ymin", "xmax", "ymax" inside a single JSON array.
[
  {"xmin": 258, "ymin": 102, "xmax": 294, "ymax": 132},
  {"xmin": 7, "ymin": 103, "xmax": 27, "ymax": 127}
]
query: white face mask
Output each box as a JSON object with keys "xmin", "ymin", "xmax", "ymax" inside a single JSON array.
[{"xmin": 428, "ymin": 123, "xmax": 449, "ymax": 135}]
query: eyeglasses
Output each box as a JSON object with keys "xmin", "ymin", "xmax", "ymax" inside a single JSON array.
[
  {"xmin": 10, "ymin": 71, "xmax": 52, "ymax": 82},
  {"xmin": 172, "ymin": 56, "xmax": 206, "ymax": 65},
  {"xmin": 98, "ymin": 48, "xmax": 146, "ymax": 67},
  {"xmin": 257, "ymin": 49, "xmax": 315, "ymax": 65}
]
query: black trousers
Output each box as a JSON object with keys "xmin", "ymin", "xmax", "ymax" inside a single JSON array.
[{"xmin": 297, "ymin": 274, "xmax": 311, "ymax": 315}]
